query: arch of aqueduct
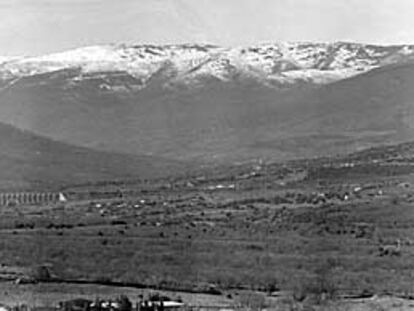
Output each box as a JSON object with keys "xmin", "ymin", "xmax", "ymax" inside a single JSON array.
[{"xmin": 0, "ymin": 192, "xmax": 66, "ymax": 206}]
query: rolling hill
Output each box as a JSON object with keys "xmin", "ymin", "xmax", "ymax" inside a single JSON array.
[
  {"xmin": 0, "ymin": 61, "xmax": 413, "ymax": 163},
  {"xmin": 0, "ymin": 122, "xmax": 184, "ymax": 190},
  {"xmin": 0, "ymin": 42, "xmax": 413, "ymax": 166}
]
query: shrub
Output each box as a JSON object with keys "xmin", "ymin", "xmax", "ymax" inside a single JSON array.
[
  {"xmin": 32, "ymin": 265, "xmax": 52, "ymax": 281},
  {"xmin": 292, "ymin": 262, "xmax": 338, "ymax": 305},
  {"xmin": 117, "ymin": 295, "xmax": 132, "ymax": 311},
  {"xmin": 236, "ymin": 292, "xmax": 266, "ymax": 311}
]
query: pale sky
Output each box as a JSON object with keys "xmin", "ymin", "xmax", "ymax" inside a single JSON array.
[{"xmin": 1, "ymin": 0, "xmax": 414, "ymax": 56}]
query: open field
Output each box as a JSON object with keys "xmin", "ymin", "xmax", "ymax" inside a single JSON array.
[
  {"xmin": 0, "ymin": 282, "xmax": 233, "ymax": 307},
  {"xmin": 2, "ymin": 282, "xmax": 414, "ymax": 311},
  {"xmin": 1, "ymin": 142, "xmax": 414, "ymax": 309}
]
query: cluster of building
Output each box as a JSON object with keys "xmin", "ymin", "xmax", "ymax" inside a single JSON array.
[{"xmin": 57, "ymin": 294, "xmax": 185, "ymax": 311}]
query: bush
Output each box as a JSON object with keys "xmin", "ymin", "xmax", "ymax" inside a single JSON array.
[
  {"xmin": 292, "ymin": 262, "xmax": 338, "ymax": 305},
  {"xmin": 236, "ymin": 292, "xmax": 266, "ymax": 311},
  {"xmin": 117, "ymin": 295, "xmax": 132, "ymax": 311},
  {"xmin": 32, "ymin": 265, "xmax": 52, "ymax": 281},
  {"xmin": 293, "ymin": 278, "xmax": 336, "ymax": 305}
]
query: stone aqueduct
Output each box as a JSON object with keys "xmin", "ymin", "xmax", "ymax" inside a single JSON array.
[{"xmin": 0, "ymin": 192, "xmax": 65, "ymax": 206}]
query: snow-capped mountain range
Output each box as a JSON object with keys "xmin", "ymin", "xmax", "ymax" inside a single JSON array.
[
  {"xmin": 1, "ymin": 42, "xmax": 414, "ymax": 89},
  {"xmin": 1, "ymin": 41, "xmax": 414, "ymax": 163}
]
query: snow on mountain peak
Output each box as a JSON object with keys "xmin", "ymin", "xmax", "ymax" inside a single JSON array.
[{"xmin": 1, "ymin": 42, "xmax": 414, "ymax": 89}]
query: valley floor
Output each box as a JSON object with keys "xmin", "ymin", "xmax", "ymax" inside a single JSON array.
[{"xmin": 1, "ymin": 142, "xmax": 414, "ymax": 310}]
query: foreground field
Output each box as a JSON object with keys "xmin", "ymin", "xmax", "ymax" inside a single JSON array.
[
  {"xmin": 1, "ymin": 282, "xmax": 414, "ymax": 311},
  {"xmin": 0, "ymin": 282, "xmax": 234, "ymax": 307},
  {"xmin": 1, "ymin": 142, "xmax": 414, "ymax": 309}
]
